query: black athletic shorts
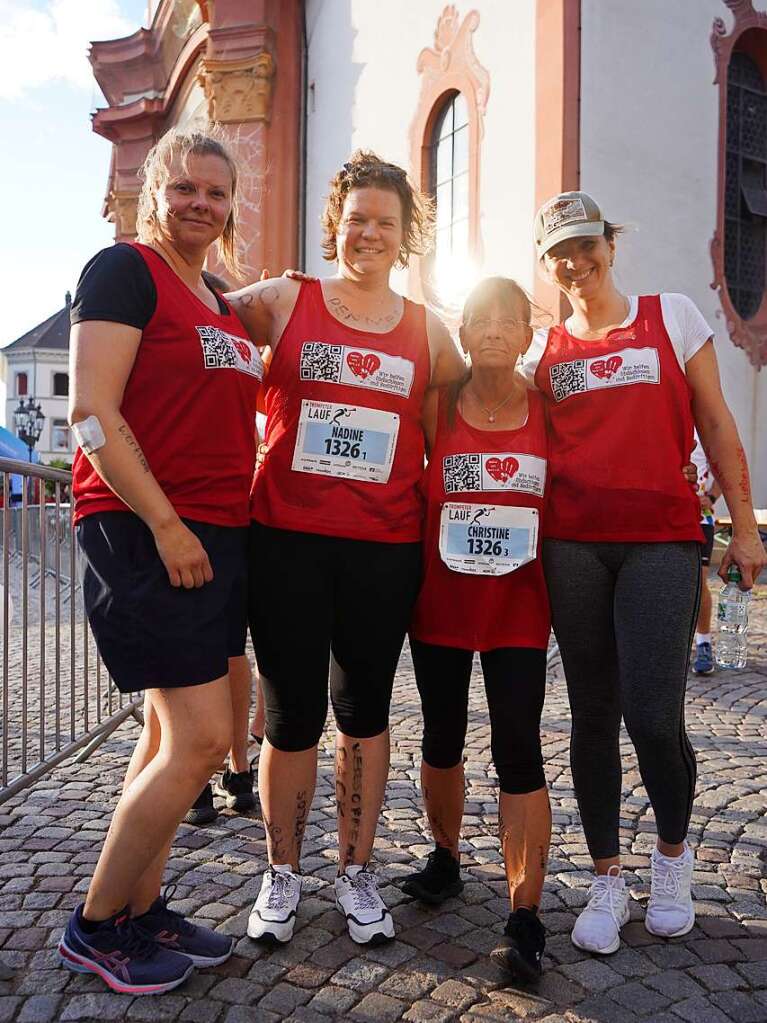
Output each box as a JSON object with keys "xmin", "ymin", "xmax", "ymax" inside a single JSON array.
[
  {"xmin": 249, "ymin": 521, "xmax": 421, "ymax": 751},
  {"xmin": 77, "ymin": 511, "xmax": 248, "ymax": 693},
  {"xmin": 700, "ymin": 523, "xmax": 715, "ymax": 566}
]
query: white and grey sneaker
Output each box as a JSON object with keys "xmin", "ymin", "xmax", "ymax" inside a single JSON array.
[
  {"xmin": 335, "ymin": 864, "xmax": 395, "ymax": 945},
  {"xmin": 247, "ymin": 865, "xmax": 301, "ymax": 943},
  {"xmin": 571, "ymin": 865, "xmax": 630, "ymax": 954},
  {"xmin": 645, "ymin": 843, "xmax": 695, "ymax": 938}
]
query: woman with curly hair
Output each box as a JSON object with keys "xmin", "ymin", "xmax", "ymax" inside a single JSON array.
[{"xmin": 228, "ymin": 150, "xmax": 464, "ymax": 946}]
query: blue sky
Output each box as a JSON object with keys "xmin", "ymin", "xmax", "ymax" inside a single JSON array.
[{"xmin": 0, "ymin": 0, "xmax": 148, "ymax": 383}]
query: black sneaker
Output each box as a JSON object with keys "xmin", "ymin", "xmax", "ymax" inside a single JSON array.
[
  {"xmin": 183, "ymin": 784, "xmax": 217, "ymax": 826},
  {"xmin": 401, "ymin": 846, "xmax": 463, "ymax": 904},
  {"xmin": 214, "ymin": 761, "xmax": 257, "ymax": 812},
  {"xmin": 490, "ymin": 907, "xmax": 545, "ymax": 984}
]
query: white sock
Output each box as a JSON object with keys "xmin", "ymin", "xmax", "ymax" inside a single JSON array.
[
  {"xmin": 344, "ymin": 864, "xmax": 365, "ymax": 878},
  {"xmin": 271, "ymin": 863, "xmax": 296, "ymax": 875},
  {"xmin": 696, "ymin": 633, "xmax": 711, "ymax": 645}
]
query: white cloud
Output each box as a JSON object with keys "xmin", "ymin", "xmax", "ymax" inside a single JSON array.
[{"xmin": 0, "ymin": 0, "xmax": 136, "ymax": 100}]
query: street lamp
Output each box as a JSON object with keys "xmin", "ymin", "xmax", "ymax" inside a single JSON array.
[{"xmin": 13, "ymin": 397, "xmax": 45, "ymax": 462}]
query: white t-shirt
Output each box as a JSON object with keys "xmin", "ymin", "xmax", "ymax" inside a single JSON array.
[{"xmin": 519, "ymin": 293, "xmax": 713, "ymax": 386}]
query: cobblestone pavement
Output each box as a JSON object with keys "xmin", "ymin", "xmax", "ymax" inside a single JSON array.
[{"xmin": 0, "ymin": 572, "xmax": 766, "ymax": 1022}]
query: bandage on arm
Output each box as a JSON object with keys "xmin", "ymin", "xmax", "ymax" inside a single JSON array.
[{"xmin": 71, "ymin": 415, "xmax": 106, "ymax": 455}]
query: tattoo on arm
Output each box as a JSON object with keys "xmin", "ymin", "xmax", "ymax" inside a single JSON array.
[
  {"xmin": 711, "ymin": 444, "xmax": 752, "ymax": 506},
  {"xmin": 117, "ymin": 424, "xmax": 149, "ymax": 473}
]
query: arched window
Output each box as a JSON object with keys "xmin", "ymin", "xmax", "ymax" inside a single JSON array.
[
  {"xmin": 15, "ymin": 372, "xmax": 27, "ymax": 397},
  {"xmin": 724, "ymin": 51, "xmax": 767, "ymax": 320},
  {"xmin": 710, "ymin": 6, "xmax": 767, "ymax": 368},
  {"xmin": 53, "ymin": 372, "xmax": 69, "ymax": 397},
  {"xmin": 430, "ymin": 92, "xmax": 470, "ymax": 274}
]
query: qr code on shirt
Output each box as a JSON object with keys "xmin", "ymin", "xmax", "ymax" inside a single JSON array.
[
  {"xmin": 443, "ymin": 453, "xmax": 481, "ymax": 494},
  {"xmin": 198, "ymin": 326, "xmax": 238, "ymax": 369},
  {"xmin": 300, "ymin": 342, "xmax": 343, "ymax": 382},
  {"xmin": 550, "ymin": 359, "xmax": 587, "ymax": 402}
]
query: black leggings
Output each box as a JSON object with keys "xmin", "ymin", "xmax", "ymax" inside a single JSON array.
[
  {"xmin": 249, "ymin": 523, "xmax": 421, "ymax": 752},
  {"xmin": 410, "ymin": 640, "xmax": 547, "ymax": 794},
  {"xmin": 543, "ymin": 539, "xmax": 700, "ymax": 861}
]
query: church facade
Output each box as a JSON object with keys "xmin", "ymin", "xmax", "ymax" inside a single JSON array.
[{"xmin": 90, "ymin": 0, "xmax": 767, "ymax": 500}]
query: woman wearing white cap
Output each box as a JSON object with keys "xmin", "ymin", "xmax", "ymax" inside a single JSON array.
[{"xmin": 521, "ymin": 191, "xmax": 765, "ymax": 955}]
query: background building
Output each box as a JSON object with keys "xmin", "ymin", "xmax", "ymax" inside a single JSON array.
[
  {"xmin": 84, "ymin": 0, "xmax": 767, "ymax": 499},
  {"xmin": 2, "ymin": 294, "xmax": 72, "ymax": 464}
]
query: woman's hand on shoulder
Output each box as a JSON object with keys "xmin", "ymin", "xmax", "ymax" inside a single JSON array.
[
  {"xmin": 152, "ymin": 517, "xmax": 214, "ymax": 589},
  {"xmin": 426, "ymin": 309, "xmax": 465, "ymax": 387},
  {"xmin": 226, "ymin": 274, "xmax": 302, "ymax": 345}
]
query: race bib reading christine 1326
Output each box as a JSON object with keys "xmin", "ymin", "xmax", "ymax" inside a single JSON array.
[{"xmin": 439, "ymin": 503, "xmax": 539, "ymax": 576}]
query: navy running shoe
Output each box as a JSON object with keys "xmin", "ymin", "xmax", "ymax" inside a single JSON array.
[
  {"xmin": 693, "ymin": 642, "xmax": 715, "ymax": 675},
  {"xmin": 59, "ymin": 904, "xmax": 194, "ymax": 995},
  {"xmin": 135, "ymin": 887, "xmax": 234, "ymax": 966}
]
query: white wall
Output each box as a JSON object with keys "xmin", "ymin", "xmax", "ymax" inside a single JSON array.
[
  {"xmin": 580, "ymin": 0, "xmax": 767, "ymax": 503},
  {"xmin": 304, "ymin": 0, "xmax": 537, "ymax": 301}
]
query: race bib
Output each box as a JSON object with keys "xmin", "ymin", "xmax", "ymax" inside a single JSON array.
[
  {"xmin": 292, "ymin": 400, "xmax": 399, "ymax": 483},
  {"xmin": 439, "ymin": 503, "xmax": 539, "ymax": 576}
]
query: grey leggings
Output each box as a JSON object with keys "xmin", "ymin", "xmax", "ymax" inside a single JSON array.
[{"xmin": 543, "ymin": 539, "xmax": 700, "ymax": 861}]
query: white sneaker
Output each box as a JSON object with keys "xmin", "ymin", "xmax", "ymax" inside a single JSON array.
[
  {"xmin": 571, "ymin": 866, "xmax": 630, "ymax": 954},
  {"xmin": 247, "ymin": 865, "xmax": 301, "ymax": 943},
  {"xmin": 335, "ymin": 864, "xmax": 395, "ymax": 945},
  {"xmin": 645, "ymin": 843, "xmax": 695, "ymax": 937}
]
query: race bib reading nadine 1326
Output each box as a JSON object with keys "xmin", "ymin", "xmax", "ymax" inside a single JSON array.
[
  {"xmin": 439, "ymin": 503, "xmax": 539, "ymax": 576},
  {"xmin": 292, "ymin": 400, "xmax": 399, "ymax": 483}
]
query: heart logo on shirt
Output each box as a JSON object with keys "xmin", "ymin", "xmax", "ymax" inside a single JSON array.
[
  {"xmin": 590, "ymin": 355, "xmax": 623, "ymax": 380},
  {"xmin": 347, "ymin": 352, "xmax": 381, "ymax": 379},
  {"xmin": 232, "ymin": 338, "xmax": 252, "ymax": 363},
  {"xmin": 485, "ymin": 456, "xmax": 519, "ymax": 484}
]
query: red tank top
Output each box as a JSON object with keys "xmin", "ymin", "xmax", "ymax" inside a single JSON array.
[
  {"xmin": 250, "ymin": 280, "xmax": 430, "ymax": 542},
  {"xmin": 73, "ymin": 243, "xmax": 263, "ymax": 526},
  {"xmin": 410, "ymin": 389, "xmax": 551, "ymax": 652},
  {"xmin": 534, "ymin": 294, "xmax": 703, "ymax": 542}
]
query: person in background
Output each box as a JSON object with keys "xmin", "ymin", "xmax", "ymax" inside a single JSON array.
[
  {"xmin": 690, "ymin": 431, "xmax": 722, "ymax": 676},
  {"xmin": 182, "ymin": 270, "xmax": 258, "ymax": 825}
]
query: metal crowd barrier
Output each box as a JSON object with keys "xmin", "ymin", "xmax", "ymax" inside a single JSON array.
[{"xmin": 0, "ymin": 456, "xmax": 143, "ymax": 805}]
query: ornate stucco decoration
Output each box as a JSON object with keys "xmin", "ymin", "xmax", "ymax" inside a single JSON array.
[
  {"xmin": 198, "ymin": 52, "xmax": 275, "ymax": 124},
  {"xmin": 109, "ymin": 191, "xmax": 139, "ymax": 239},
  {"xmin": 710, "ymin": 0, "xmax": 767, "ymax": 368},
  {"xmin": 408, "ymin": 6, "xmax": 490, "ymax": 305},
  {"xmin": 416, "ymin": 5, "xmax": 490, "ymax": 116}
]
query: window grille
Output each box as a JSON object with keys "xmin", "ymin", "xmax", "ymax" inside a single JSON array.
[
  {"xmin": 429, "ymin": 93, "xmax": 470, "ymax": 269},
  {"xmin": 725, "ymin": 51, "xmax": 767, "ymax": 320}
]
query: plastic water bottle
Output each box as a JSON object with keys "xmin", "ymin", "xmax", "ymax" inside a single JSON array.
[{"xmin": 715, "ymin": 564, "xmax": 750, "ymax": 669}]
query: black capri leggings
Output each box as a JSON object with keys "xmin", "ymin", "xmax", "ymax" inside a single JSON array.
[
  {"xmin": 410, "ymin": 639, "xmax": 547, "ymax": 794},
  {"xmin": 543, "ymin": 539, "xmax": 700, "ymax": 861},
  {"xmin": 249, "ymin": 522, "xmax": 421, "ymax": 752}
]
